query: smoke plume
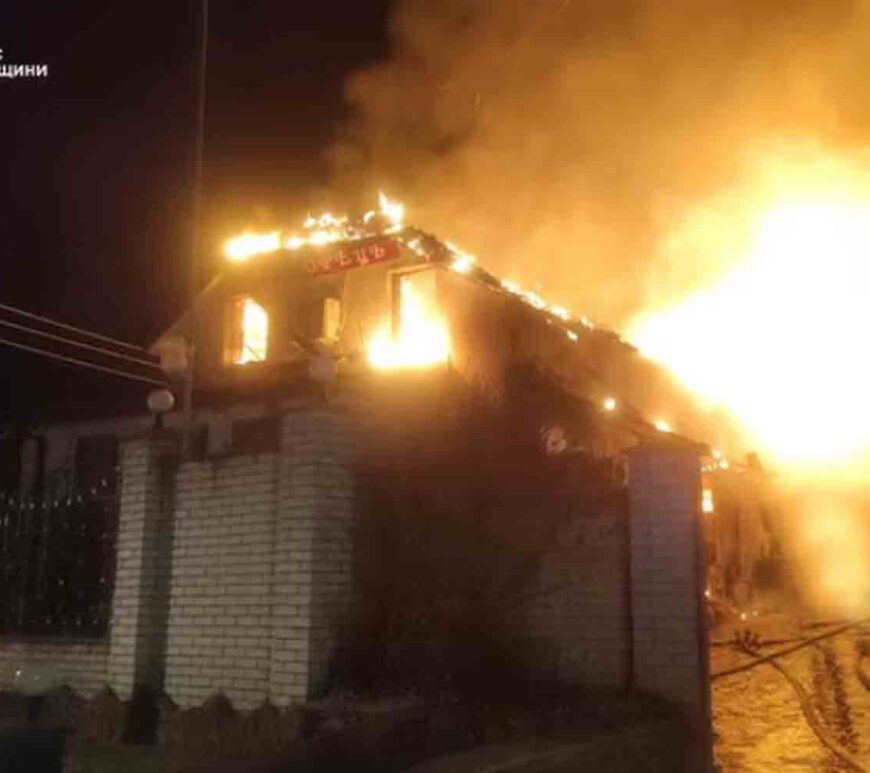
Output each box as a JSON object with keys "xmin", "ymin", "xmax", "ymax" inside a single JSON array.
[{"xmin": 330, "ymin": 0, "xmax": 870, "ymax": 327}]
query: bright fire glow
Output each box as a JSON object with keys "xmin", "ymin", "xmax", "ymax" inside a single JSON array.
[
  {"xmin": 446, "ymin": 242, "xmax": 477, "ymax": 274},
  {"xmin": 235, "ymin": 298, "xmax": 268, "ymax": 364},
  {"xmin": 702, "ymin": 488, "xmax": 714, "ymax": 514},
  {"xmin": 378, "ymin": 191, "xmax": 405, "ymax": 226},
  {"xmin": 630, "ymin": 196, "xmax": 870, "ymax": 469},
  {"xmin": 630, "ymin": 151, "xmax": 870, "ymax": 613},
  {"xmin": 223, "ymin": 194, "xmax": 407, "ymax": 262},
  {"xmin": 225, "ymin": 232, "xmax": 281, "ymax": 262},
  {"xmin": 451, "ymin": 254, "xmax": 475, "ymax": 274},
  {"xmin": 796, "ymin": 493, "xmax": 868, "ymax": 614},
  {"xmin": 368, "ymin": 275, "xmax": 450, "ymax": 370},
  {"xmin": 654, "ymin": 419, "xmax": 672, "ymax": 433},
  {"xmin": 603, "ymin": 397, "xmax": 617, "ymax": 412}
]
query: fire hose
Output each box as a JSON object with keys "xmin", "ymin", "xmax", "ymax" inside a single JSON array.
[
  {"xmin": 710, "ymin": 618, "xmax": 869, "ymax": 681},
  {"xmin": 712, "ymin": 619, "xmax": 870, "ymax": 772},
  {"xmin": 854, "ymin": 625, "xmax": 870, "ymax": 690}
]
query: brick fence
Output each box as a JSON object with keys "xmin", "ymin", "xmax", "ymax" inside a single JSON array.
[
  {"xmin": 516, "ymin": 508, "xmax": 630, "ymax": 689},
  {"xmin": 0, "ymin": 639, "xmax": 108, "ymax": 697},
  {"xmin": 0, "ymin": 404, "xmax": 711, "ymax": 764},
  {"xmin": 131, "ymin": 406, "xmax": 355, "ymax": 710}
]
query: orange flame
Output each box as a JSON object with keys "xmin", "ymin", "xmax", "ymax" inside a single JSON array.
[
  {"xmin": 702, "ymin": 488, "xmax": 714, "ymax": 514},
  {"xmin": 629, "ymin": 150, "xmax": 870, "ymax": 613},
  {"xmin": 235, "ymin": 297, "xmax": 268, "ymax": 364},
  {"xmin": 367, "ymin": 275, "xmax": 450, "ymax": 370},
  {"xmin": 223, "ymin": 194, "xmax": 407, "ymax": 262},
  {"xmin": 630, "ymin": 196, "xmax": 870, "ymax": 470}
]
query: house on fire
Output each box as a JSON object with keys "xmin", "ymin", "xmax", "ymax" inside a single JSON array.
[{"xmin": 0, "ymin": 202, "xmax": 722, "ymax": 750}]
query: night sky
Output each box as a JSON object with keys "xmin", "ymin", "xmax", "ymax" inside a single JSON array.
[{"xmin": 0, "ymin": 1, "xmax": 390, "ymax": 419}]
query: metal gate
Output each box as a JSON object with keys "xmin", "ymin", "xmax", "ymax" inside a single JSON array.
[{"xmin": 0, "ymin": 482, "xmax": 118, "ymax": 637}]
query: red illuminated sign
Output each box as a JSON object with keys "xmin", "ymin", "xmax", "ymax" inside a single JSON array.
[{"xmin": 306, "ymin": 239, "xmax": 399, "ymax": 276}]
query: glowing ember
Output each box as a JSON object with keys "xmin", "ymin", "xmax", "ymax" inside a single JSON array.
[
  {"xmin": 304, "ymin": 212, "xmax": 347, "ymax": 229},
  {"xmin": 235, "ymin": 297, "xmax": 269, "ymax": 364},
  {"xmin": 603, "ymin": 397, "xmax": 617, "ymax": 412},
  {"xmin": 378, "ymin": 191, "xmax": 405, "ymax": 226},
  {"xmin": 654, "ymin": 419, "xmax": 672, "ymax": 433},
  {"xmin": 368, "ymin": 274, "xmax": 450, "ymax": 370},
  {"xmin": 446, "ymin": 242, "xmax": 476, "ymax": 275},
  {"xmin": 450, "ymin": 242, "xmax": 477, "ymax": 274},
  {"xmin": 450, "ymin": 254, "xmax": 475, "ymax": 274}
]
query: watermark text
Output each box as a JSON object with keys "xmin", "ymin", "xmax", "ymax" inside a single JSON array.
[{"xmin": 0, "ymin": 47, "xmax": 49, "ymax": 79}]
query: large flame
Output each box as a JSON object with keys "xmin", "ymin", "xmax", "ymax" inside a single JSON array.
[
  {"xmin": 236, "ymin": 297, "xmax": 269, "ymax": 364},
  {"xmin": 629, "ymin": 151, "xmax": 870, "ymax": 613},
  {"xmin": 224, "ymin": 192, "xmax": 406, "ymax": 262},
  {"xmin": 367, "ymin": 275, "xmax": 450, "ymax": 370},
  {"xmin": 630, "ymin": 195, "xmax": 870, "ymax": 473}
]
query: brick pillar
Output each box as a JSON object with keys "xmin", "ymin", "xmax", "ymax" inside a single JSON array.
[
  {"xmin": 107, "ymin": 432, "xmax": 178, "ymax": 700},
  {"xmin": 269, "ymin": 407, "xmax": 355, "ymax": 705},
  {"xmin": 626, "ymin": 440, "xmax": 712, "ymax": 770}
]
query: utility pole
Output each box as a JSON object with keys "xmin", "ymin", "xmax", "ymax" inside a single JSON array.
[{"xmin": 182, "ymin": 0, "xmax": 209, "ymax": 457}]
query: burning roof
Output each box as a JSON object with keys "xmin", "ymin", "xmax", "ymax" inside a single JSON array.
[
  {"xmin": 222, "ymin": 194, "xmax": 721, "ymax": 461},
  {"xmin": 224, "ymin": 193, "xmax": 618, "ymax": 345}
]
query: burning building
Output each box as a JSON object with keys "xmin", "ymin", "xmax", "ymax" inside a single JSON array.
[
  {"xmin": 153, "ymin": 194, "xmax": 731, "ymax": 454},
  {"xmin": 0, "ymin": 196, "xmax": 735, "ymax": 762}
]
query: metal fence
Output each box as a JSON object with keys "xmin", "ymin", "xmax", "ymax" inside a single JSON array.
[{"xmin": 0, "ymin": 483, "xmax": 118, "ymax": 638}]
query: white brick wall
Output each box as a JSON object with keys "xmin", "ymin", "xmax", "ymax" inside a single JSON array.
[
  {"xmin": 627, "ymin": 443, "xmax": 712, "ymax": 768},
  {"xmin": 271, "ymin": 409, "xmax": 355, "ymax": 705},
  {"xmin": 517, "ymin": 513, "xmax": 629, "ymax": 688},
  {"xmin": 0, "ymin": 639, "xmax": 108, "ymax": 697},
  {"xmin": 0, "ymin": 411, "xmax": 708, "ymax": 761},
  {"xmin": 512, "ymin": 441, "xmax": 711, "ymax": 766},
  {"xmin": 160, "ymin": 407, "xmax": 356, "ymax": 710},
  {"xmin": 108, "ymin": 436, "xmax": 177, "ymax": 700},
  {"xmin": 165, "ymin": 453, "xmax": 279, "ymax": 710}
]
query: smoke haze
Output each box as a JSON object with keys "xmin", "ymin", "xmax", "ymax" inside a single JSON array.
[{"xmin": 330, "ymin": 0, "xmax": 870, "ymax": 327}]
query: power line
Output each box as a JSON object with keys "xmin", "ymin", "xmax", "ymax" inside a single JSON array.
[
  {"xmin": 0, "ymin": 335, "xmax": 167, "ymax": 388},
  {"xmin": 0, "ymin": 300, "xmax": 147, "ymax": 353},
  {"xmin": 0, "ymin": 315, "xmax": 161, "ymax": 371}
]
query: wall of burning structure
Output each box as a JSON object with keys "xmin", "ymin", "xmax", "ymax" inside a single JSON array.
[
  {"xmin": 153, "ymin": 237, "xmax": 439, "ymax": 395},
  {"xmin": 433, "ymin": 265, "xmax": 719, "ymax": 461},
  {"xmin": 0, "ymin": 198, "xmax": 715, "ymax": 721},
  {"xmin": 0, "ymin": 379, "xmax": 709, "ymax": 744},
  {"xmin": 703, "ymin": 459, "xmax": 784, "ymax": 616},
  {"xmin": 513, "ymin": 504, "xmax": 631, "ymax": 689}
]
